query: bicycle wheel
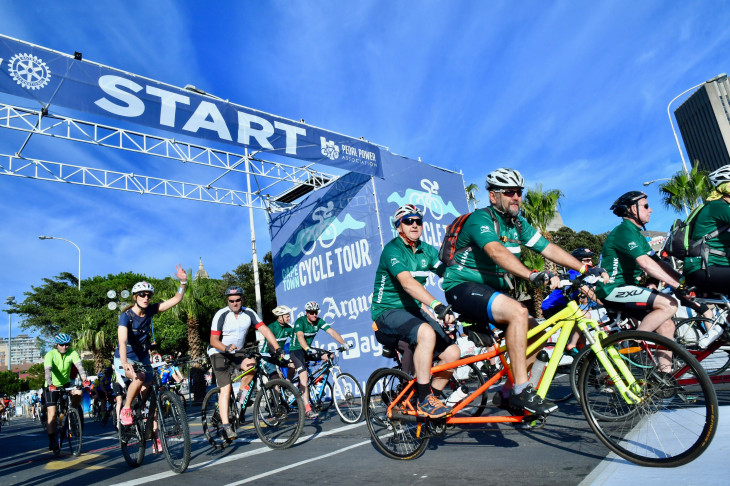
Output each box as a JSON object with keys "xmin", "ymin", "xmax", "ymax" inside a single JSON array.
[
  {"xmin": 201, "ymin": 387, "xmax": 238, "ymax": 450},
  {"xmin": 675, "ymin": 317, "xmax": 730, "ymax": 376},
  {"xmin": 157, "ymin": 390, "xmax": 191, "ymax": 474},
  {"xmin": 253, "ymin": 378, "xmax": 304, "ymax": 449},
  {"xmin": 566, "ymin": 346, "xmax": 594, "ymax": 402},
  {"xmin": 66, "ymin": 407, "xmax": 83, "ymax": 456},
  {"xmin": 119, "ymin": 419, "xmax": 145, "ymax": 467},
  {"xmin": 578, "ymin": 330, "xmax": 718, "ymax": 467},
  {"xmin": 332, "ymin": 372, "xmax": 364, "ymax": 423},
  {"xmin": 365, "ymin": 368, "xmax": 428, "ymax": 460},
  {"xmin": 177, "ymin": 390, "xmax": 187, "ymax": 409},
  {"xmin": 447, "ymin": 362, "xmax": 488, "ymax": 416}
]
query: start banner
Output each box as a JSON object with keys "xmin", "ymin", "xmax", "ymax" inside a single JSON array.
[
  {"xmin": 269, "ymin": 150, "xmax": 468, "ymax": 382},
  {"xmin": 0, "ymin": 35, "xmax": 382, "ymax": 177}
]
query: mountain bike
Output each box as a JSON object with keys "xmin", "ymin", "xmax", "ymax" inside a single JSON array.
[
  {"xmin": 674, "ymin": 292, "xmax": 730, "ymax": 380},
  {"xmin": 118, "ymin": 360, "xmax": 191, "ymax": 474},
  {"xmin": 285, "ymin": 347, "xmax": 364, "ymax": 423},
  {"xmin": 201, "ymin": 349, "xmax": 305, "ymax": 450},
  {"xmin": 364, "ymin": 274, "xmax": 718, "ymax": 467},
  {"xmin": 51, "ymin": 385, "xmax": 83, "ymax": 457}
]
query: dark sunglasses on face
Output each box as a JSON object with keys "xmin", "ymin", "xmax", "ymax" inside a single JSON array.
[
  {"xmin": 306, "ymin": 310, "xmax": 318, "ymax": 315},
  {"xmin": 228, "ymin": 298, "xmax": 242, "ymax": 304},
  {"xmin": 137, "ymin": 292, "xmax": 153, "ymax": 299},
  {"xmin": 58, "ymin": 343, "xmax": 70, "ymax": 347},
  {"xmin": 641, "ymin": 203, "xmax": 650, "ymax": 209},
  {"xmin": 499, "ymin": 189, "xmax": 523, "ymax": 198},
  {"xmin": 401, "ymin": 218, "xmax": 423, "ymax": 226}
]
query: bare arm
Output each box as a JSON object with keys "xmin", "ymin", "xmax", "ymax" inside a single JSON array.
[
  {"xmin": 482, "ymin": 241, "xmax": 533, "ymax": 280},
  {"xmin": 541, "ymin": 243, "xmax": 583, "ymax": 272},
  {"xmin": 209, "ymin": 332, "xmax": 231, "ymax": 353},
  {"xmin": 296, "ymin": 331, "xmax": 309, "ymax": 350},
  {"xmin": 636, "ymin": 255, "xmax": 682, "ymax": 288},
  {"xmin": 158, "ymin": 264, "xmax": 188, "ymax": 312},
  {"xmin": 325, "ymin": 327, "xmax": 347, "ymax": 346},
  {"xmin": 394, "ymin": 271, "xmax": 455, "ymax": 324}
]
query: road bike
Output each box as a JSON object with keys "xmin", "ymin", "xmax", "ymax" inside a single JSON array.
[
  {"xmin": 50, "ymin": 385, "xmax": 83, "ymax": 457},
  {"xmin": 118, "ymin": 360, "xmax": 191, "ymax": 474},
  {"xmin": 201, "ymin": 349, "xmax": 305, "ymax": 450},
  {"xmin": 364, "ymin": 274, "xmax": 719, "ymax": 467},
  {"xmin": 287, "ymin": 346, "xmax": 364, "ymax": 423}
]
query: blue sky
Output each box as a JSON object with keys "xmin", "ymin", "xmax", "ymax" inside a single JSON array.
[{"xmin": 1, "ymin": 1, "xmax": 729, "ymax": 340}]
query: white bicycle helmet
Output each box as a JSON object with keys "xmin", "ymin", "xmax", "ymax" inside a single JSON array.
[
  {"xmin": 709, "ymin": 165, "xmax": 730, "ymax": 187},
  {"xmin": 132, "ymin": 281, "xmax": 154, "ymax": 295},
  {"xmin": 304, "ymin": 301, "xmax": 320, "ymax": 312},
  {"xmin": 272, "ymin": 305, "xmax": 292, "ymax": 316},
  {"xmin": 486, "ymin": 168, "xmax": 525, "ymax": 189},
  {"xmin": 392, "ymin": 204, "xmax": 423, "ymax": 228}
]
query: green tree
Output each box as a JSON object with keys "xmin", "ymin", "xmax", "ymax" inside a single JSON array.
[
  {"xmin": 465, "ymin": 183, "xmax": 480, "ymax": 212},
  {"xmin": 520, "ymin": 184, "xmax": 565, "ymax": 316},
  {"xmin": 77, "ymin": 310, "xmax": 112, "ymax": 373},
  {"xmin": 0, "ymin": 370, "xmax": 21, "ymax": 396},
  {"xmin": 550, "ymin": 226, "xmax": 608, "ymax": 263},
  {"xmin": 658, "ymin": 165, "xmax": 711, "ymax": 214},
  {"xmin": 25, "ymin": 363, "xmax": 45, "ymax": 390}
]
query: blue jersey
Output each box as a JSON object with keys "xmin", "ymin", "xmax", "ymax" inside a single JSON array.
[
  {"xmin": 541, "ymin": 269, "xmax": 596, "ymax": 312},
  {"xmin": 115, "ymin": 304, "xmax": 160, "ymax": 361}
]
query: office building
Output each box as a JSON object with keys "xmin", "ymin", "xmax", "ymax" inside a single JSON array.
[{"xmin": 674, "ymin": 74, "xmax": 730, "ymax": 172}]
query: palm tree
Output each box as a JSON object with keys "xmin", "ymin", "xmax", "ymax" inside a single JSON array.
[
  {"xmin": 77, "ymin": 312, "xmax": 111, "ymax": 373},
  {"xmin": 658, "ymin": 165, "xmax": 711, "ymax": 214},
  {"xmin": 465, "ymin": 183, "xmax": 480, "ymax": 211},
  {"xmin": 521, "ymin": 184, "xmax": 565, "ymax": 317},
  {"xmin": 169, "ymin": 270, "xmax": 219, "ymax": 402}
]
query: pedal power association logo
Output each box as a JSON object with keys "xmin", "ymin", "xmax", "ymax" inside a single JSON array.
[
  {"xmin": 6, "ymin": 53, "xmax": 52, "ymax": 90},
  {"xmin": 279, "ymin": 202, "xmax": 373, "ymax": 291}
]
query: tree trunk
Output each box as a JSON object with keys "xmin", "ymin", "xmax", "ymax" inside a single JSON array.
[
  {"xmin": 187, "ymin": 316, "xmax": 207, "ymax": 403},
  {"xmin": 93, "ymin": 350, "xmax": 105, "ymax": 374}
]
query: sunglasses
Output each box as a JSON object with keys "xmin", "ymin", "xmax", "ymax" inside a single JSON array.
[
  {"xmin": 58, "ymin": 343, "xmax": 70, "ymax": 347},
  {"xmin": 306, "ymin": 310, "xmax": 318, "ymax": 315},
  {"xmin": 498, "ymin": 189, "xmax": 523, "ymax": 198},
  {"xmin": 641, "ymin": 203, "xmax": 650, "ymax": 209},
  {"xmin": 228, "ymin": 298, "xmax": 242, "ymax": 304},
  {"xmin": 401, "ymin": 218, "xmax": 423, "ymax": 226},
  {"xmin": 137, "ymin": 292, "xmax": 153, "ymax": 299},
  {"xmin": 582, "ymin": 258, "xmax": 594, "ymax": 263}
]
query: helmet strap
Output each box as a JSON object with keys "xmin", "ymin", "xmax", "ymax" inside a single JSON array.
[{"xmin": 397, "ymin": 226, "xmax": 418, "ymax": 250}]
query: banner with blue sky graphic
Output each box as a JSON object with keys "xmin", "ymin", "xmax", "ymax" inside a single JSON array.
[
  {"xmin": 269, "ymin": 150, "xmax": 468, "ymax": 382},
  {"xmin": 0, "ymin": 35, "xmax": 382, "ymax": 176}
]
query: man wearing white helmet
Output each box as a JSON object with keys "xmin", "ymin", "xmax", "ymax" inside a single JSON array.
[
  {"xmin": 261, "ymin": 305, "xmax": 295, "ymax": 379},
  {"xmin": 371, "ymin": 203, "xmax": 461, "ymax": 419},
  {"xmin": 443, "ymin": 168, "xmax": 607, "ymax": 415},
  {"xmin": 290, "ymin": 301, "xmax": 349, "ymax": 419}
]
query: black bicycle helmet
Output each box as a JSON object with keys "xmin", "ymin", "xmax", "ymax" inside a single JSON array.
[
  {"xmin": 610, "ymin": 191, "xmax": 647, "ymax": 217},
  {"xmin": 571, "ymin": 248, "xmax": 595, "ymax": 260},
  {"xmin": 225, "ymin": 286, "xmax": 244, "ymax": 297}
]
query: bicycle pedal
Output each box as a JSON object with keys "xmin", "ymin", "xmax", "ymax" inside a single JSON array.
[{"xmin": 522, "ymin": 414, "xmax": 547, "ymax": 428}]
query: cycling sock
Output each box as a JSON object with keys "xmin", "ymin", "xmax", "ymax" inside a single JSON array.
[
  {"xmin": 514, "ymin": 382, "xmax": 528, "ymax": 395},
  {"xmin": 417, "ymin": 383, "xmax": 431, "ymax": 402},
  {"xmin": 431, "ymin": 386, "xmax": 444, "ymax": 397}
]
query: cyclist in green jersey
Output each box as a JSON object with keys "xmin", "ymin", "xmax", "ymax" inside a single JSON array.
[
  {"xmin": 684, "ymin": 166, "xmax": 730, "ymax": 295},
  {"xmin": 371, "ymin": 204, "xmax": 460, "ymax": 419},
  {"xmin": 443, "ymin": 168, "xmax": 607, "ymax": 415},
  {"xmin": 43, "ymin": 333, "xmax": 90, "ymax": 452},
  {"xmin": 597, "ymin": 191, "xmax": 684, "ymax": 369},
  {"xmin": 261, "ymin": 305, "xmax": 295, "ymax": 379},
  {"xmin": 290, "ymin": 301, "xmax": 350, "ymax": 419}
]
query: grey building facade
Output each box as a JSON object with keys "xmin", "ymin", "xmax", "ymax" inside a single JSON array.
[{"xmin": 675, "ymin": 74, "xmax": 730, "ymax": 172}]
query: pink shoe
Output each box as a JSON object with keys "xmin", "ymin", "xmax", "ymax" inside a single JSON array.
[{"xmin": 120, "ymin": 407, "xmax": 133, "ymax": 426}]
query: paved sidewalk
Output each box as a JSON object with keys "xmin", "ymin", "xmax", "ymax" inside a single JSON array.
[{"xmin": 581, "ymin": 405, "xmax": 728, "ymax": 485}]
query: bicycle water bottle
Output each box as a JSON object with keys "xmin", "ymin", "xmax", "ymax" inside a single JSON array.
[
  {"xmin": 239, "ymin": 385, "xmax": 249, "ymax": 405},
  {"xmin": 699, "ymin": 323, "xmax": 725, "ymax": 348},
  {"xmin": 445, "ymin": 385, "xmax": 469, "ymax": 406},
  {"xmin": 527, "ymin": 350, "xmax": 550, "ymax": 388},
  {"xmin": 313, "ymin": 375, "xmax": 324, "ymax": 396}
]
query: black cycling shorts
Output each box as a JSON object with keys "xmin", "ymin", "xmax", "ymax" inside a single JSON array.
[
  {"xmin": 686, "ymin": 266, "xmax": 730, "ymax": 297},
  {"xmin": 374, "ymin": 308, "xmax": 452, "ymax": 355},
  {"xmin": 445, "ymin": 281, "xmax": 507, "ymax": 331},
  {"xmin": 43, "ymin": 383, "xmax": 70, "ymax": 407},
  {"xmin": 290, "ymin": 349, "xmax": 309, "ymax": 375}
]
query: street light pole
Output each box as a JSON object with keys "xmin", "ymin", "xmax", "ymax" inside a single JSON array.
[
  {"xmin": 5, "ymin": 296, "xmax": 16, "ymax": 372},
  {"xmin": 39, "ymin": 236, "xmax": 81, "ymax": 290}
]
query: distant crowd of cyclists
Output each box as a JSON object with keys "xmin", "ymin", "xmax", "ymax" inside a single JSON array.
[{"xmin": 29, "ymin": 163, "xmax": 730, "ymax": 452}]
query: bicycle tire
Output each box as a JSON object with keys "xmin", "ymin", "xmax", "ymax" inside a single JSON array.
[
  {"xmin": 447, "ymin": 362, "xmax": 488, "ymax": 416},
  {"xmin": 253, "ymin": 378, "xmax": 304, "ymax": 449},
  {"xmin": 364, "ymin": 368, "xmax": 428, "ymax": 460},
  {"xmin": 66, "ymin": 407, "xmax": 83, "ymax": 456},
  {"xmin": 201, "ymin": 387, "xmax": 238, "ymax": 450},
  {"xmin": 332, "ymin": 372, "xmax": 364, "ymax": 423},
  {"xmin": 578, "ymin": 330, "xmax": 718, "ymax": 467},
  {"xmin": 675, "ymin": 317, "xmax": 730, "ymax": 376},
  {"xmin": 157, "ymin": 390, "xmax": 191, "ymax": 473},
  {"xmin": 177, "ymin": 390, "xmax": 187, "ymax": 409},
  {"xmin": 119, "ymin": 418, "xmax": 145, "ymax": 467}
]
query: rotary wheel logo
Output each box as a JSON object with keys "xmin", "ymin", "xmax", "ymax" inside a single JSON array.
[{"xmin": 8, "ymin": 53, "xmax": 52, "ymax": 90}]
